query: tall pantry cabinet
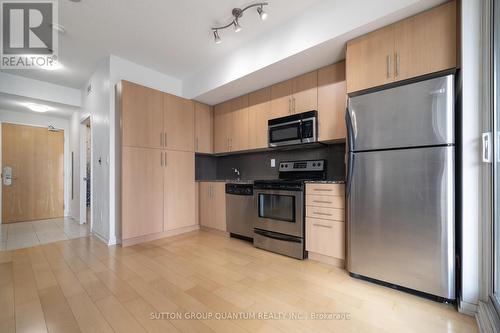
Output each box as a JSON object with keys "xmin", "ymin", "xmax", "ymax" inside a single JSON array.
[{"xmin": 118, "ymin": 80, "xmax": 196, "ymax": 246}]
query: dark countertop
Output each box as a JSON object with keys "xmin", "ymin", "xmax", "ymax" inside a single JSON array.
[{"xmin": 196, "ymin": 179, "xmax": 345, "ymax": 184}]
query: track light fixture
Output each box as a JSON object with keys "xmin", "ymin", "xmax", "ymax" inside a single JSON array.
[{"xmin": 212, "ymin": 2, "xmax": 269, "ymax": 44}]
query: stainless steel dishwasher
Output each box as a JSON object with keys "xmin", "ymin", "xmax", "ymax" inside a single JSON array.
[{"xmin": 226, "ymin": 182, "xmax": 254, "ymax": 240}]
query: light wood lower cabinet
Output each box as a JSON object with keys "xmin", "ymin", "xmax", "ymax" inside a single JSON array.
[
  {"xmin": 164, "ymin": 150, "xmax": 195, "ymax": 231},
  {"xmin": 199, "ymin": 182, "xmax": 226, "ymax": 232},
  {"xmin": 122, "ymin": 147, "xmax": 164, "ymax": 240},
  {"xmin": 305, "ymin": 183, "xmax": 345, "ymax": 267}
]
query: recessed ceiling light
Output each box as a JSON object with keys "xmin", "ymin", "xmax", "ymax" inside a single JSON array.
[{"xmin": 23, "ymin": 103, "xmax": 53, "ymax": 113}]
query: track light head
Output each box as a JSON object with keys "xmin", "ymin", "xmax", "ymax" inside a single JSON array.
[
  {"xmin": 213, "ymin": 30, "xmax": 222, "ymax": 44},
  {"xmin": 233, "ymin": 19, "xmax": 242, "ymax": 32},
  {"xmin": 257, "ymin": 6, "xmax": 267, "ymax": 20}
]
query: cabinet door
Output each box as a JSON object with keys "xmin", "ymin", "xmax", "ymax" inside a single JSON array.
[
  {"xmin": 164, "ymin": 150, "xmax": 195, "ymax": 230},
  {"xmin": 317, "ymin": 62, "xmax": 347, "ymax": 141},
  {"xmin": 164, "ymin": 93, "xmax": 195, "ymax": 152},
  {"xmin": 248, "ymin": 87, "xmax": 271, "ymax": 150},
  {"xmin": 306, "ymin": 218, "xmax": 345, "ymax": 259},
  {"xmin": 199, "ymin": 182, "xmax": 213, "ymax": 228},
  {"xmin": 121, "ymin": 81, "xmax": 163, "ymax": 149},
  {"xmin": 292, "ymin": 71, "xmax": 317, "ymax": 114},
  {"xmin": 394, "ymin": 1, "xmax": 457, "ymax": 81},
  {"xmin": 230, "ymin": 95, "xmax": 249, "ymax": 152},
  {"xmin": 213, "ymin": 101, "xmax": 231, "ymax": 153},
  {"xmin": 194, "ymin": 102, "xmax": 213, "ymax": 154},
  {"xmin": 346, "ymin": 25, "xmax": 395, "ymax": 93},
  {"xmin": 122, "ymin": 147, "xmax": 164, "ymax": 239},
  {"xmin": 212, "ymin": 183, "xmax": 227, "ymax": 231},
  {"xmin": 270, "ymin": 80, "xmax": 292, "ymax": 119}
]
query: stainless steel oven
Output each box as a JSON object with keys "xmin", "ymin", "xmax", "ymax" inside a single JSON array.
[
  {"xmin": 254, "ymin": 187, "xmax": 303, "ymax": 238},
  {"xmin": 252, "ymin": 159, "xmax": 326, "ymax": 260},
  {"xmin": 268, "ymin": 111, "xmax": 317, "ymax": 148}
]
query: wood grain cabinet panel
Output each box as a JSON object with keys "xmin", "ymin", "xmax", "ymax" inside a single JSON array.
[
  {"xmin": 121, "ymin": 81, "xmax": 164, "ymax": 149},
  {"xmin": 229, "ymin": 95, "xmax": 249, "ymax": 152},
  {"xmin": 346, "ymin": 25, "xmax": 395, "ymax": 94},
  {"xmin": 194, "ymin": 102, "xmax": 213, "ymax": 154},
  {"xmin": 213, "ymin": 101, "xmax": 232, "ymax": 154},
  {"xmin": 198, "ymin": 182, "xmax": 226, "ymax": 232},
  {"xmin": 164, "ymin": 93, "xmax": 195, "ymax": 152},
  {"xmin": 248, "ymin": 87, "xmax": 271, "ymax": 150},
  {"xmin": 163, "ymin": 150, "xmax": 195, "ymax": 231},
  {"xmin": 270, "ymin": 79, "xmax": 293, "ymax": 119},
  {"xmin": 306, "ymin": 218, "xmax": 345, "ymax": 259},
  {"xmin": 122, "ymin": 147, "xmax": 164, "ymax": 239},
  {"xmin": 317, "ymin": 62, "xmax": 347, "ymax": 141},
  {"xmin": 292, "ymin": 71, "xmax": 318, "ymax": 114},
  {"xmin": 394, "ymin": 0, "xmax": 457, "ymax": 81}
]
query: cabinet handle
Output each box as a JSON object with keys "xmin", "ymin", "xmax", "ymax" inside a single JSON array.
[
  {"xmin": 313, "ymin": 212, "xmax": 333, "ymax": 216},
  {"xmin": 164, "ymin": 152, "xmax": 167, "ymax": 167},
  {"xmin": 292, "ymin": 97, "xmax": 296, "ymax": 113},
  {"xmin": 160, "ymin": 152, "xmax": 163, "ymax": 166},
  {"xmin": 313, "ymin": 188, "xmax": 333, "ymax": 192},
  {"xmin": 288, "ymin": 98, "xmax": 292, "ymax": 114},
  {"xmin": 313, "ymin": 223, "xmax": 332, "ymax": 229},
  {"xmin": 164, "ymin": 132, "xmax": 168, "ymax": 147},
  {"xmin": 313, "ymin": 200, "xmax": 332, "ymax": 204},
  {"xmin": 386, "ymin": 55, "xmax": 392, "ymax": 78},
  {"xmin": 160, "ymin": 133, "xmax": 163, "ymax": 147},
  {"xmin": 395, "ymin": 52, "xmax": 400, "ymax": 77}
]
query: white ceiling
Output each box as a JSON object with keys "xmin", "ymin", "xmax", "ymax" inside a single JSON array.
[
  {"xmin": 0, "ymin": 93, "xmax": 80, "ymax": 119},
  {"xmin": 1, "ymin": 0, "xmax": 324, "ymax": 89}
]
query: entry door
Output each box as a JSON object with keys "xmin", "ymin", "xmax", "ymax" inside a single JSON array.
[{"xmin": 2, "ymin": 123, "xmax": 64, "ymax": 223}]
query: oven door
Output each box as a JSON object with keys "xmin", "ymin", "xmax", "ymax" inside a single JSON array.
[
  {"xmin": 268, "ymin": 120, "xmax": 302, "ymax": 147},
  {"xmin": 253, "ymin": 189, "xmax": 303, "ymax": 238}
]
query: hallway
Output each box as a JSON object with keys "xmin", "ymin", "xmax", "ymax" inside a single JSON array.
[{"xmin": 0, "ymin": 218, "xmax": 90, "ymax": 251}]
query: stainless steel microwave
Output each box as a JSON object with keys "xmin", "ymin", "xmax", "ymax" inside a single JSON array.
[{"xmin": 268, "ymin": 111, "xmax": 318, "ymax": 148}]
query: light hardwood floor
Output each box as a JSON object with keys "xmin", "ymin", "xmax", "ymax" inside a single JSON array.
[{"xmin": 0, "ymin": 231, "xmax": 477, "ymax": 333}]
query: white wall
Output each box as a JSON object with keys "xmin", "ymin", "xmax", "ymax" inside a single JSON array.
[
  {"xmin": 69, "ymin": 111, "xmax": 80, "ymax": 221},
  {"xmin": 81, "ymin": 59, "xmax": 111, "ymax": 243},
  {"xmin": 0, "ymin": 109, "xmax": 74, "ymax": 221},
  {"xmin": 459, "ymin": 0, "xmax": 481, "ymax": 315}
]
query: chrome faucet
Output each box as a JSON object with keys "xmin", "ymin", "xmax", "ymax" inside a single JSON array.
[{"xmin": 232, "ymin": 168, "xmax": 241, "ymax": 181}]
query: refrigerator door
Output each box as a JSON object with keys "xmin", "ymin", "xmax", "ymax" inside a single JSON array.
[
  {"xmin": 347, "ymin": 74, "xmax": 454, "ymax": 151},
  {"xmin": 347, "ymin": 146, "xmax": 455, "ymax": 299}
]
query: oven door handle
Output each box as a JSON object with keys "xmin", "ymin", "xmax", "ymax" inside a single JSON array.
[{"xmin": 254, "ymin": 229, "xmax": 302, "ymax": 243}]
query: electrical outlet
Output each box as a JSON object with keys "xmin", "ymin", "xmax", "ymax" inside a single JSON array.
[{"xmin": 271, "ymin": 159, "xmax": 276, "ymax": 167}]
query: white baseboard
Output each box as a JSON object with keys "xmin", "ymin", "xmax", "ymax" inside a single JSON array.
[
  {"xmin": 458, "ymin": 298, "xmax": 479, "ymax": 316},
  {"xmin": 92, "ymin": 231, "xmax": 110, "ymax": 245}
]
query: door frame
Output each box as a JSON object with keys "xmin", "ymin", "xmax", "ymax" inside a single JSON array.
[
  {"xmin": 79, "ymin": 115, "xmax": 92, "ymax": 231},
  {"xmin": 0, "ymin": 121, "xmax": 69, "ymax": 223}
]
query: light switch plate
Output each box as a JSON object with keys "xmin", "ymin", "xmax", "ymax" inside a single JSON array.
[{"xmin": 270, "ymin": 159, "xmax": 276, "ymax": 167}]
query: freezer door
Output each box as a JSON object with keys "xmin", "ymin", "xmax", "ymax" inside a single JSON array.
[
  {"xmin": 347, "ymin": 75, "xmax": 454, "ymax": 151},
  {"xmin": 347, "ymin": 147, "xmax": 455, "ymax": 299}
]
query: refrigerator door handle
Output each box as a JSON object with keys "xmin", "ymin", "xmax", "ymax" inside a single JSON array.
[
  {"xmin": 346, "ymin": 152, "xmax": 355, "ymax": 197},
  {"xmin": 345, "ymin": 106, "xmax": 355, "ymax": 152},
  {"xmin": 482, "ymin": 132, "xmax": 493, "ymax": 163}
]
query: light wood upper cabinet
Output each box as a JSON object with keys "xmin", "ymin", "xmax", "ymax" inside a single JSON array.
[
  {"xmin": 346, "ymin": 0, "xmax": 457, "ymax": 93},
  {"xmin": 164, "ymin": 150, "xmax": 195, "ymax": 231},
  {"xmin": 194, "ymin": 102, "xmax": 213, "ymax": 154},
  {"xmin": 346, "ymin": 25, "xmax": 395, "ymax": 94},
  {"xmin": 248, "ymin": 87, "xmax": 271, "ymax": 150},
  {"xmin": 164, "ymin": 93, "xmax": 195, "ymax": 152},
  {"xmin": 230, "ymin": 95, "xmax": 249, "ymax": 152},
  {"xmin": 214, "ymin": 100, "xmax": 232, "ymax": 153},
  {"xmin": 292, "ymin": 71, "xmax": 318, "ymax": 114},
  {"xmin": 270, "ymin": 79, "xmax": 293, "ymax": 119},
  {"xmin": 122, "ymin": 146, "xmax": 164, "ymax": 239},
  {"xmin": 199, "ymin": 182, "xmax": 226, "ymax": 232},
  {"xmin": 394, "ymin": 0, "xmax": 457, "ymax": 81},
  {"xmin": 121, "ymin": 81, "xmax": 163, "ymax": 149},
  {"xmin": 317, "ymin": 61, "xmax": 347, "ymax": 141}
]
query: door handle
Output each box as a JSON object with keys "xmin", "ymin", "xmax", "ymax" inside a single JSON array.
[
  {"xmin": 482, "ymin": 132, "xmax": 492, "ymax": 163},
  {"xmin": 386, "ymin": 55, "xmax": 392, "ymax": 78}
]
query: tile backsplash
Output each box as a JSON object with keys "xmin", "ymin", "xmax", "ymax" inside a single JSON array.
[{"xmin": 195, "ymin": 143, "xmax": 345, "ymax": 181}]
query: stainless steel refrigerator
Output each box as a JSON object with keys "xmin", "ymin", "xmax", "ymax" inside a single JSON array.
[{"xmin": 346, "ymin": 74, "xmax": 455, "ymax": 300}]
